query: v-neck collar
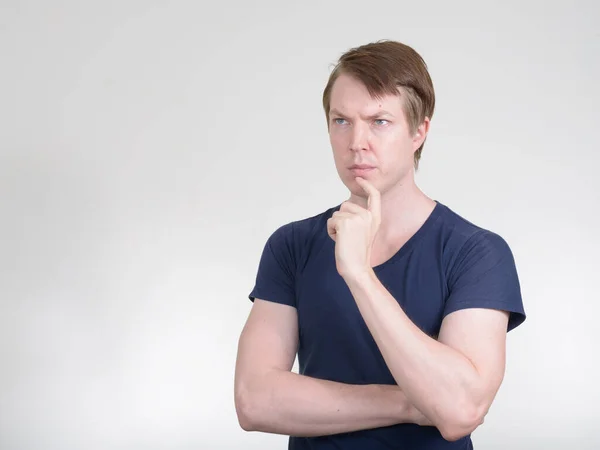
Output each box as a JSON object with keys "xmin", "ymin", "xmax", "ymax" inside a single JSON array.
[{"xmin": 329, "ymin": 200, "xmax": 444, "ymax": 271}]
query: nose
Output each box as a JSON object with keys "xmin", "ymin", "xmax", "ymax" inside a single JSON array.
[{"xmin": 349, "ymin": 122, "xmax": 370, "ymax": 152}]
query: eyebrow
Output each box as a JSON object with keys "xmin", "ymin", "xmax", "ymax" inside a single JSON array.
[{"xmin": 329, "ymin": 108, "xmax": 395, "ymax": 119}]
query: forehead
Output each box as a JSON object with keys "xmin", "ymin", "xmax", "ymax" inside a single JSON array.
[{"xmin": 329, "ymin": 73, "xmax": 403, "ymax": 114}]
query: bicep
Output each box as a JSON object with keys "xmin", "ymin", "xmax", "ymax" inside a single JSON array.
[
  {"xmin": 438, "ymin": 308, "xmax": 510, "ymax": 402},
  {"xmin": 235, "ymin": 299, "xmax": 299, "ymax": 381}
]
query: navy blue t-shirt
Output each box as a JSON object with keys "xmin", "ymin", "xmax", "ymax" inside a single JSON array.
[{"xmin": 248, "ymin": 201, "xmax": 526, "ymax": 449}]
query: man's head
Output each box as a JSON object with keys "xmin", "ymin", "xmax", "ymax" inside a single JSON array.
[{"xmin": 322, "ymin": 40, "xmax": 435, "ymax": 196}]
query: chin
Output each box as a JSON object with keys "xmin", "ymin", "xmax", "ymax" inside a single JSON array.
[{"xmin": 348, "ymin": 176, "xmax": 381, "ymax": 195}]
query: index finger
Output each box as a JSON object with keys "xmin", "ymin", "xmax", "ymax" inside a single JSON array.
[{"xmin": 355, "ymin": 177, "xmax": 381, "ymax": 220}]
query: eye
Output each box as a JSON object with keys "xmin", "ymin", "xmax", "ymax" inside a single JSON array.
[
  {"xmin": 374, "ymin": 119, "xmax": 389, "ymax": 126},
  {"xmin": 333, "ymin": 118, "xmax": 348, "ymax": 125}
]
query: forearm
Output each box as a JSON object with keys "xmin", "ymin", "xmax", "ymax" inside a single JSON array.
[
  {"xmin": 237, "ymin": 369, "xmax": 430, "ymax": 437},
  {"xmin": 344, "ymin": 269, "xmax": 484, "ymax": 437}
]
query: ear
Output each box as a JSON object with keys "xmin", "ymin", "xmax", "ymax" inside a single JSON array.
[{"xmin": 412, "ymin": 117, "xmax": 431, "ymax": 152}]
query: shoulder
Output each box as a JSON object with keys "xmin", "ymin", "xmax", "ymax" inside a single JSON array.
[
  {"xmin": 435, "ymin": 202, "xmax": 519, "ymax": 285},
  {"xmin": 263, "ymin": 203, "xmax": 340, "ymax": 262},
  {"xmin": 269, "ymin": 204, "xmax": 337, "ymax": 241},
  {"xmin": 435, "ymin": 203, "xmax": 525, "ymax": 330},
  {"xmin": 433, "ymin": 203, "xmax": 518, "ymax": 281},
  {"xmin": 435, "ymin": 202, "xmax": 515, "ymax": 260}
]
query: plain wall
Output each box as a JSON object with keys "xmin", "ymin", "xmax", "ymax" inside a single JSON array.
[{"xmin": 1, "ymin": 1, "xmax": 599, "ymax": 449}]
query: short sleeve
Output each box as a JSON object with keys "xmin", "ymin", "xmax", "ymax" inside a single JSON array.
[
  {"xmin": 248, "ymin": 222, "xmax": 297, "ymax": 308},
  {"xmin": 443, "ymin": 230, "xmax": 526, "ymax": 332}
]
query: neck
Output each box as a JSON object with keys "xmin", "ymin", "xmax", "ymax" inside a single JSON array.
[{"xmin": 347, "ymin": 174, "xmax": 436, "ymax": 241}]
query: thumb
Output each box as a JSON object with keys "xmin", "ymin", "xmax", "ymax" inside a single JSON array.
[{"xmin": 327, "ymin": 217, "xmax": 337, "ymax": 241}]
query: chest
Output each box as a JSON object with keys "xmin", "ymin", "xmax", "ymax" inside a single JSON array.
[{"xmin": 296, "ymin": 249, "xmax": 449, "ymax": 342}]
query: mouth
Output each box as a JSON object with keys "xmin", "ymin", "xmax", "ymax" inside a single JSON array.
[
  {"xmin": 349, "ymin": 165, "xmax": 376, "ymax": 176},
  {"xmin": 349, "ymin": 164, "xmax": 375, "ymax": 170}
]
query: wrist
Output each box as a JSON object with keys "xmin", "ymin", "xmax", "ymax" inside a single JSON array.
[
  {"xmin": 392, "ymin": 387, "xmax": 418, "ymax": 423},
  {"xmin": 341, "ymin": 266, "xmax": 375, "ymax": 287},
  {"xmin": 383, "ymin": 385, "xmax": 431, "ymax": 426},
  {"xmin": 372, "ymin": 384, "xmax": 407, "ymax": 422}
]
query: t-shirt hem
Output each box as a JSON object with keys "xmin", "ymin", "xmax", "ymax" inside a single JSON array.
[{"xmin": 248, "ymin": 288, "xmax": 296, "ymax": 308}]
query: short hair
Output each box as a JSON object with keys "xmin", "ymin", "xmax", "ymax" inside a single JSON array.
[{"xmin": 322, "ymin": 40, "xmax": 436, "ymax": 169}]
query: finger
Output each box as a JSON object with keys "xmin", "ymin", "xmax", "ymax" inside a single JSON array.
[
  {"xmin": 329, "ymin": 211, "xmax": 353, "ymax": 228},
  {"xmin": 327, "ymin": 217, "xmax": 336, "ymax": 240},
  {"xmin": 327, "ymin": 218, "xmax": 342, "ymax": 238},
  {"xmin": 332, "ymin": 211, "xmax": 354, "ymax": 221},
  {"xmin": 355, "ymin": 177, "xmax": 381, "ymax": 223},
  {"xmin": 327, "ymin": 212, "xmax": 354, "ymax": 240},
  {"xmin": 339, "ymin": 201, "xmax": 367, "ymax": 215}
]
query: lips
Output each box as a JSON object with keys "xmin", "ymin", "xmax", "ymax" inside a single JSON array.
[
  {"xmin": 349, "ymin": 165, "xmax": 376, "ymax": 176},
  {"xmin": 349, "ymin": 164, "xmax": 375, "ymax": 170}
]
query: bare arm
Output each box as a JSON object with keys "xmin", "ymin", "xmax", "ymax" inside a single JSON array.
[
  {"xmin": 234, "ymin": 299, "xmax": 432, "ymax": 437},
  {"xmin": 344, "ymin": 270, "xmax": 509, "ymax": 441}
]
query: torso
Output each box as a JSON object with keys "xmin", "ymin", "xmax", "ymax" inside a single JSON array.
[
  {"xmin": 289, "ymin": 200, "xmax": 470, "ymax": 448},
  {"xmin": 248, "ymin": 198, "xmax": 524, "ymax": 449},
  {"xmin": 265, "ymin": 200, "xmax": 504, "ymax": 450}
]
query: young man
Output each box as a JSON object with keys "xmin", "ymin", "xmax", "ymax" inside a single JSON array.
[{"xmin": 234, "ymin": 40, "xmax": 526, "ymax": 449}]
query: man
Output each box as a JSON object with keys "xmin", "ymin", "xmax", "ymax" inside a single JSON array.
[{"xmin": 234, "ymin": 40, "xmax": 526, "ymax": 449}]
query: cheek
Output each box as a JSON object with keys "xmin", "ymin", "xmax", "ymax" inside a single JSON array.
[
  {"xmin": 377, "ymin": 137, "xmax": 414, "ymax": 173},
  {"xmin": 330, "ymin": 134, "xmax": 347, "ymax": 160},
  {"xmin": 330, "ymin": 130, "xmax": 346, "ymax": 145},
  {"xmin": 386, "ymin": 131, "xmax": 413, "ymax": 155}
]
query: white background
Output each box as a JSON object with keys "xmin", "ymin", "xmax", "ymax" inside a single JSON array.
[{"xmin": 1, "ymin": 1, "xmax": 599, "ymax": 449}]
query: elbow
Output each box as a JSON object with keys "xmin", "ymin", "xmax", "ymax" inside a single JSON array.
[
  {"xmin": 236, "ymin": 401, "xmax": 256, "ymax": 432},
  {"xmin": 438, "ymin": 404, "xmax": 486, "ymax": 442},
  {"xmin": 234, "ymin": 382, "xmax": 263, "ymax": 432},
  {"xmin": 235, "ymin": 389, "xmax": 257, "ymax": 431}
]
